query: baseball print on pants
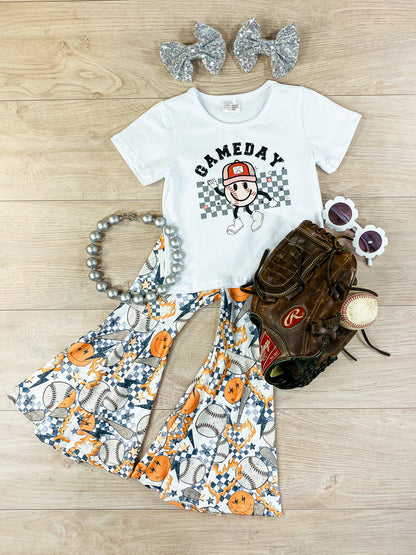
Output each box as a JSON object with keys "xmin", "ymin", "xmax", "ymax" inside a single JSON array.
[
  {"xmin": 8, "ymin": 236, "xmax": 281, "ymax": 516},
  {"xmin": 8, "ymin": 236, "xmax": 219, "ymax": 479},
  {"xmin": 134, "ymin": 288, "xmax": 281, "ymax": 517}
]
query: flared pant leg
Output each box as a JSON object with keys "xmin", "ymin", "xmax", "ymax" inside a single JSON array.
[
  {"xmin": 8, "ymin": 236, "xmax": 220, "ymax": 479},
  {"xmin": 134, "ymin": 288, "xmax": 282, "ymax": 517}
]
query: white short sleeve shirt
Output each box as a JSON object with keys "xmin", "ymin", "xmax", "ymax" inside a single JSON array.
[{"xmin": 111, "ymin": 81, "xmax": 361, "ymax": 293}]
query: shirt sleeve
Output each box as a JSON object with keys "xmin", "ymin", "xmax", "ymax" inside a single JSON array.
[
  {"xmin": 301, "ymin": 86, "xmax": 362, "ymax": 174},
  {"xmin": 110, "ymin": 101, "xmax": 173, "ymax": 185}
]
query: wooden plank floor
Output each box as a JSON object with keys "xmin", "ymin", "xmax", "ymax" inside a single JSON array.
[{"xmin": 0, "ymin": 1, "xmax": 415, "ymax": 553}]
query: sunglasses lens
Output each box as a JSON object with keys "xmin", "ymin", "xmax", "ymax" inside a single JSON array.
[
  {"xmin": 328, "ymin": 202, "xmax": 353, "ymax": 226},
  {"xmin": 359, "ymin": 230, "xmax": 383, "ymax": 253}
]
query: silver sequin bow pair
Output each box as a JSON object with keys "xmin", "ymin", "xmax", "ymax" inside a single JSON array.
[{"xmin": 159, "ymin": 19, "xmax": 300, "ymax": 82}]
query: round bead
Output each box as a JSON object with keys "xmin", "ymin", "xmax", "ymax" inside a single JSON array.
[
  {"xmin": 165, "ymin": 275, "xmax": 176, "ymax": 286},
  {"xmin": 156, "ymin": 283, "xmax": 168, "ymax": 295},
  {"xmin": 89, "ymin": 270, "xmax": 102, "ymax": 281},
  {"xmin": 97, "ymin": 220, "xmax": 110, "ymax": 232},
  {"xmin": 96, "ymin": 280, "xmax": 109, "ymax": 292},
  {"xmin": 170, "ymin": 236, "xmax": 181, "ymax": 248},
  {"xmin": 154, "ymin": 216, "xmax": 166, "ymax": 228},
  {"xmin": 132, "ymin": 293, "xmax": 145, "ymax": 305},
  {"xmin": 141, "ymin": 213, "xmax": 153, "ymax": 224},
  {"xmin": 86, "ymin": 257, "xmax": 99, "ymax": 269},
  {"xmin": 86, "ymin": 243, "xmax": 100, "ymax": 255},
  {"xmin": 164, "ymin": 225, "xmax": 176, "ymax": 236},
  {"xmin": 107, "ymin": 287, "xmax": 120, "ymax": 299},
  {"xmin": 120, "ymin": 292, "xmax": 132, "ymax": 303},
  {"xmin": 145, "ymin": 291, "xmax": 157, "ymax": 302},
  {"xmin": 88, "ymin": 214, "xmax": 184, "ymax": 300},
  {"xmin": 172, "ymin": 249, "xmax": 184, "ymax": 262},
  {"xmin": 90, "ymin": 230, "xmax": 102, "ymax": 243},
  {"xmin": 108, "ymin": 214, "xmax": 121, "ymax": 225}
]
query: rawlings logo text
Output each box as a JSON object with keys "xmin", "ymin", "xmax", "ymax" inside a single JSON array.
[
  {"xmin": 282, "ymin": 307, "xmax": 306, "ymax": 328},
  {"xmin": 259, "ymin": 331, "xmax": 281, "ymax": 373}
]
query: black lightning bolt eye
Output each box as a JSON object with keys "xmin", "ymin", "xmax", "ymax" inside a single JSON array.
[
  {"xmin": 156, "ymin": 461, "xmax": 161, "ymax": 466},
  {"xmin": 242, "ymin": 496, "xmax": 246, "ymax": 502},
  {"xmin": 229, "ymin": 388, "xmax": 234, "ymax": 394}
]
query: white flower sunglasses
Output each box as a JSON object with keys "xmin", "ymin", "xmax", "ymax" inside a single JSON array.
[{"xmin": 322, "ymin": 196, "xmax": 388, "ymax": 265}]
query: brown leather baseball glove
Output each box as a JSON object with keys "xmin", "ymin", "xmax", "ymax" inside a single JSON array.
[{"xmin": 243, "ymin": 220, "xmax": 389, "ymax": 389}]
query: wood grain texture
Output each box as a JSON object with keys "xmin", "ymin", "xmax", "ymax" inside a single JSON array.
[
  {"xmin": 0, "ymin": 199, "xmax": 414, "ymax": 309},
  {"xmin": 0, "ymin": 96, "xmax": 414, "ymax": 200},
  {"xmin": 0, "ymin": 1, "xmax": 415, "ymax": 98},
  {"xmin": 1, "ymin": 0, "xmax": 415, "ymax": 552},
  {"xmin": 0, "ymin": 509, "xmax": 414, "ymax": 555},
  {"xmin": 1, "ymin": 306, "xmax": 414, "ymax": 412},
  {"xmin": 1, "ymin": 409, "xmax": 414, "ymax": 511}
]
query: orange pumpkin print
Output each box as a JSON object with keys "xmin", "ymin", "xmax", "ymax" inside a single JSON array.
[
  {"xmin": 145, "ymin": 454, "xmax": 170, "ymax": 482},
  {"xmin": 167, "ymin": 413, "xmax": 178, "ymax": 432},
  {"xmin": 150, "ymin": 331, "xmax": 172, "ymax": 358},
  {"xmin": 131, "ymin": 461, "xmax": 147, "ymax": 480},
  {"xmin": 67, "ymin": 342, "xmax": 94, "ymax": 367},
  {"xmin": 180, "ymin": 389, "xmax": 200, "ymax": 415},
  {"xmin": 224, "ymin": 377, "xmax": 244, "ymax": 404},
  {"xmin": 228, "ymin": 491, "xmax": 255, "ymax": 515},
  {"xmin": 229, "ymin": 287, "xmax": 250, "ymax": 303}
]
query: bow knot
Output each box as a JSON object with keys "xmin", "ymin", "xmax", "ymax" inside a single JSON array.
[
  {"xmin": 159, "ymin": 22, "xmax": 226, "ymax": 82},
  {"xmin": 258, "ymin": 39, "xmax": 274, "ymax": 57},
  {"xmin": 187, "ymin": 44, "xmax": 200, "ymax": 60},
  {"xmin": 234, "ymin": 19, "xmax": 300, "ymax": 80}
]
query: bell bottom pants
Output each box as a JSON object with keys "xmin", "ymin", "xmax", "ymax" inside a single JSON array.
[{"xmin": 8, "ymin": 236, "xmax": 282, "ymax": 517}]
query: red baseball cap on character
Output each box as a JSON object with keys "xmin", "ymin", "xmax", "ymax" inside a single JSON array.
[{"xmin": 222, "ymin": 160, "xmax": 256, "ymax": 187}]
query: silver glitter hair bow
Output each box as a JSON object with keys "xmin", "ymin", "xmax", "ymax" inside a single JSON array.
[
  {"xmin": 233, "ymin": 19, "xmax": 300, "ymax": 79},
  {"xmin": 159, "ymin": 22, "xmax": 226, "ymax": 82}
]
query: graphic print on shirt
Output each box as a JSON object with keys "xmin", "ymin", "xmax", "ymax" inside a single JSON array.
[{"xmin": 194, "ymin": 142, "xmax": 291, "ymax": 235}]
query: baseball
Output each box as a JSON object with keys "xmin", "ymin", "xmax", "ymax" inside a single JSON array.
[
  {"xmin": 262, "ymin": 420, "xmax": 276, "ymax": 448},
  {"xmin": 79, "ymin": 382, "xmax": 110, "ymax": 413},
  {"xmin": 195, "ymin": 404, "xmax": 228, "ymax": 438},
  {"xmin": 140, "ymin": 250, "xmax": 157, "ymax": 275},
  {"xmin": 103, "ymin": 343, "xmax": 125, "ymax": 367},
  {"xmin": 102, "ymin": 384, "xmax": 129, "ymax": 412},
  {"xmin": 136, "ymin": 414, "xmax": 150, "ymax": 440},
  {"xmin": 43, "ymin": 381, "xmax": 75, "ymax": 412},
  {"xmin": 238, "ymin": 456, "xmax": 269, "ymax": 490},
  {"xmin": 227, "ymin": 351, "xmax": 254, "ymax": 375},
  {"xmin": 127, "ymin": 306, "xmax": 158, "ymax": 332},
  {"xmin": 99, "ymin": 438, "xmax": 125, "ymax": 467},
  {"xmin": 251, "ymin": 341, "xmax": 260, "ymax": 362},
  {"xmin": 213, "ymin": 436, "xmax": 230, "ymax": 464},
  {"xmin": 340, "ymin": 292, "xmax": 378, "ymax": 330},
  {"xmin": 179, "ymin": 457, "xmax": 206, "ymax": 485}
]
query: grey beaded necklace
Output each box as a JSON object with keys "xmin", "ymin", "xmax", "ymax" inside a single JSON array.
[{"xmin": 86, "ymin": 212, "xmax": 184, "ymax": 304}]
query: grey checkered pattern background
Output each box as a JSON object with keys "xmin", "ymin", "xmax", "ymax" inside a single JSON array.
[{"xmin": 197, "ymin": 168, "xmax": 291, "ymax": 220}]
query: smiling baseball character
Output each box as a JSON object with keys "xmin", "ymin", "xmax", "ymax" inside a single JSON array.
[{"xmin": 208, "ymin": 160, "xmax": 277, "ymax": 235}]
